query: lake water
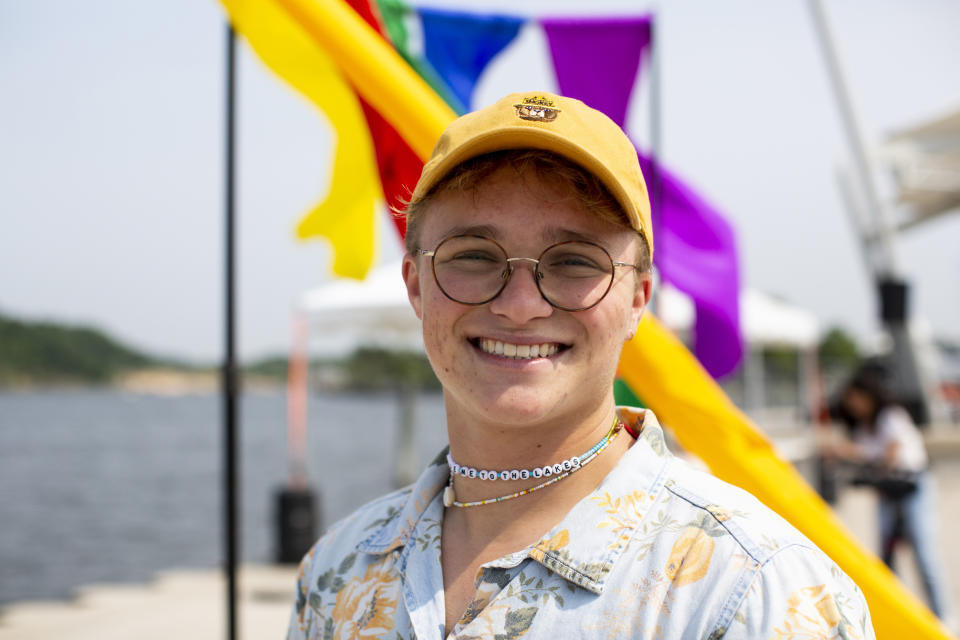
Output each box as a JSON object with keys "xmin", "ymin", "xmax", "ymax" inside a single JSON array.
[{"xmin": 0, "ymin": 389, "xmax": 448, "ymax": 605}]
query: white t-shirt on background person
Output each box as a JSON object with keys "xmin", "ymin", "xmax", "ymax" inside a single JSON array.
[{"xmin": 853, "ymin": 406, "xmax": 928, "ymax": 472}]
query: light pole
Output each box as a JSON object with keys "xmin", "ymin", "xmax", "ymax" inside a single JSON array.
[{"xmin": 808, "ymin": 0, "xmax": 929, "ymax": 423}]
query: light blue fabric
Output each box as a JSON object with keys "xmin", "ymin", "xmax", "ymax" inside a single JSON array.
[
  {"xmin": 420, "ymin": 8, "xmax": 524, "ymax": 113},
  {"xmin": 287, "ymin": 409, "xmax": 874, "ymax": 639}
]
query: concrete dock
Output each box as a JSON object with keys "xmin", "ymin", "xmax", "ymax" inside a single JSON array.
[{"xmin": 0, "ymin": 565, "xmax": 296, "ymax": 639}]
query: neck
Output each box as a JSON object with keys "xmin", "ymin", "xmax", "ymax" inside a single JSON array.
[
  {"xmin": 446, "ymin": 399, "xmax": 618, "ymax": 471},
  {"xmin": 443, "ymin": 400, "xmax": 631, "ymax": 540}
]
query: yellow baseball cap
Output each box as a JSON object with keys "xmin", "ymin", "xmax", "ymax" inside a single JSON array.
[{"xmin": 410, "ymin": 91, "xmax": 653, "ymax": 255}]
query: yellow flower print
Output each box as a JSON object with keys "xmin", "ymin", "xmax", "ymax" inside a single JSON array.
[
  {"xmin": 591, "ymin": 491, "xmax": 653, "ymax": 549},
  {"xmin": 457, "ymin": 600, "xmax": 538, "ymax": 639},
  {"xmin": 771, "ymin": 584, "xmax": 861, "ymax": 640},
  {"xmin": 530, "ymin": 529, "xmax": 570, "ymax": 563},
  {"xmin": 815, "ymin": 593, "xmax": 842, "ymax": 628},
  {"xmin": 330, "ymin": 558, "xmax": 401, "ymax": 639},
  {"xmin": 664, "ymin": 526, "xmax": 714, "ymax": 587},
  {"xmin": 542, "ymin": 529, "xmax": 570, "ymax": 552},
  {"xmin": 296, "ymin": 547, "xmax": 316, "ymax": 626},
  {"xmin": 459, "ymin": 580, "xmax": 501, "ymax": 628}
]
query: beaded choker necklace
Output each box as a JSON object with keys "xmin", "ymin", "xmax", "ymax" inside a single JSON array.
[{"xmin": 443, "ymin": 417, "xmax": 623, "ymax": 508}]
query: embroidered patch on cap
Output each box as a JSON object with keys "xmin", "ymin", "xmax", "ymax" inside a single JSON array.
[{"xmin": 514, "ymin": 95, "xmax": 560, "ymax": 122}]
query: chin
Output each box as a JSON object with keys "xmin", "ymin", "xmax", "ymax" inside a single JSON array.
[{"xmin": 462, "ymin": 385, "xmax": 566, "ymax": 427}]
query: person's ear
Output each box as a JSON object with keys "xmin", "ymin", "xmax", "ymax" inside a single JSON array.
[
  {"xmin": 625, "ymin": 270, "xmax": 652, "ymax": 341},
  {"xmin": 402, "ymin": 253, "xmax": 423, "ymax": 320}
]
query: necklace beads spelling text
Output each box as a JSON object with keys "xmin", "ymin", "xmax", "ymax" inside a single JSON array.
[
  {"xmin": 446, "ymin": 453, "xmax": 581, "ymax": 482},
  {"xmin": 443, "ymin": 418, "xmax": 622, "ymax": 508}
]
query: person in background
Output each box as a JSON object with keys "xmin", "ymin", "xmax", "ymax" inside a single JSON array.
[
  {"xmin": 286, "ymin": 92, "xmax": 873, "ymax": 639},
  {"xmin": 828, "ymin": 371, "xmax": 953, "ymax": 624}
]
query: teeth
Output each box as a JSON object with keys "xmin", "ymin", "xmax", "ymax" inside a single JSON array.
[{"xmin": 477, "ymin": 339, "xmax": 560, "ymax": 359}]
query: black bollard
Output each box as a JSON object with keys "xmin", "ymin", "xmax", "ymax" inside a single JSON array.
[{"xmin": 275, "ymin": 486, "xmax": 320, "ymax": 564}]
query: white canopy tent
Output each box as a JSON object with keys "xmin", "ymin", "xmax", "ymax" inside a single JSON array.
[
  {"xmin": 297, "ymin": 261, "xmax": 423, "ymax": 356},
  {"xmin": 879, "ymin": 106, "xmax": 960, "ymax": 229},
  {"xmin": 655, "ymin": 285, "xmax": 819, "ymax": 350}
]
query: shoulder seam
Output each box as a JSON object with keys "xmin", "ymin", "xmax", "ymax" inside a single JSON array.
[{"xmin": 664, "ymin": 481, "xmax": 815, "ymax": 566}]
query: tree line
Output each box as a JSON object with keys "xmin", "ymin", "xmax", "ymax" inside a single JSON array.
[{"xmin": 0, "ymin": 310, "xmax": 439, "ymax": 391}]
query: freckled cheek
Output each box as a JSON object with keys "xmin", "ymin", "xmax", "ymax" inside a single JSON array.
[
  {"xmin": 420, "ymin": 297, "xmax": 469, "ymax": 378},
  {"xmin": 580, "ymin": 311, "xmax": 627, "ymax": 359},
  {"xmin": 577, "ymin": 328, "xmax": 631, "ymax": 389}
]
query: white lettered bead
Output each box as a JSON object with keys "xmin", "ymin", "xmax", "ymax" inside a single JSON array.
[
  {"xmin": 520, "ymin": 470, "xmax": 530, "ymax": 480},
  {"xmin": 532, "ymin": 468, "xmax": 543, "ymax": 478}
]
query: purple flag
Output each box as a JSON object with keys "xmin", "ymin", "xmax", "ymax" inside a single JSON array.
[
  {"xmin": 420, "ymin": 8, "xmax": 525, "ymax": 113},
  {"xmin": 541, "ymin": 16, "xmax": 651, "ymax": 129},
  {"xmin": 638, "ymin": 153, "xmax": 743, "ymax": 378},
  {"xmin": 543, "ymin": 15, "xmax": 743, "ymax": 378}
]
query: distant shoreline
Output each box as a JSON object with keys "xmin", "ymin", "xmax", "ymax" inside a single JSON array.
[
  {"xmin": 0, "ymin": 367, "xmax": 284, "ymax": 395},
  {"xmin": 1, "ymin": 310, "xmax": 439, "ymax": 394}
]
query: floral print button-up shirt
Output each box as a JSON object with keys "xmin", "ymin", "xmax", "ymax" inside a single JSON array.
[{"xmin": 288, "ymin": 409, "xmax": 874, "ymax": 639}]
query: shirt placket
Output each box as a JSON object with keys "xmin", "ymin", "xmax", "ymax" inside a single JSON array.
[
  {"xmin": 400, "ymin": 492, "xmax": 447, "ymax": 640},
  {"xmin": 448, "ymin": 553, "xmax": 532, "ymax": 638}
]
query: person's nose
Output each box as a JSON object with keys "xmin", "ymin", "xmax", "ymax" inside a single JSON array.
[{"xmin": 488, "ymin": 259, "xmax": 554, "ymax": 323}]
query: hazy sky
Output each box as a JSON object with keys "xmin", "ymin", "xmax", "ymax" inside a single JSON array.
[{"xmin": 1, "ymin": 0, "xmax": 958, "ymax": 362}]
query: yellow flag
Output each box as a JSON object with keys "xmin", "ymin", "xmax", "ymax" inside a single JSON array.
[
  {"xmin": 220, "ymin": 0, "xmax": 380, "ymax": 279},
  {"xmin": 619, "ymin": 316, "xmax": 951, "ymax": 639}
]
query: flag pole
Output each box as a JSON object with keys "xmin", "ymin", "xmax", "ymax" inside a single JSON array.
[
  {"xmin": 648, "ymin": 9, "xmax": 662, "ymax": 315},
  {"xmin": 223, "ymin": 22, "xmax": 240, "ymax": 640},
  {"xmin": 807, "ymin": 0, "xmax": 930, "ymax": 424}
]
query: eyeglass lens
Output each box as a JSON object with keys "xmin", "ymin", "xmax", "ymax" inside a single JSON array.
[{"xmin": 431, "ymin": 236, "xmax": 615, "ymax": 310}]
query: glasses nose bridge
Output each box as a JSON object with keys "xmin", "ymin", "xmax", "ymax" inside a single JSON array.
[
  {"xmin": 492, "ymin": 255, "xmax": 551, "ymax": 313},
  {"xmin": 505, "ymin": 256, "xmax": 540, "ymax": 265},
  {"xmin": 503, "ymin": 256, "xmax": 543, "ymax": 280}
]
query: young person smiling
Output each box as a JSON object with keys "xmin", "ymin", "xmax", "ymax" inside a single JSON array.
[{"xmin": 287, "ymin": 93, "xmax": 874, "ymax": 639}]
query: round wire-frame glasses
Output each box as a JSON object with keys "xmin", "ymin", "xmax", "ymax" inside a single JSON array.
[{"xmin": 416, "ymin": 234, "xmax": 639, "ymax": 312}]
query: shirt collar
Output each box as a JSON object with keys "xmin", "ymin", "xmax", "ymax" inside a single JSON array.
[
  {"xmin": 523, "ymin": 408, "xmax": 673, "ymax": 593},
  {"xmin": 356, "ymin": 408, "xmax": 674, "ymax": 595},
  {"xmin": 356, "ymin": 448, "xmax": 450, "ymax": 555}
]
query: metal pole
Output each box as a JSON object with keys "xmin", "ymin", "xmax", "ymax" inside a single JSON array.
[
  {"xmin": 648, "ymin": 10, "xmax": 661, "ymax": 206},
  {"xmin": 223, "ymin": 23, "xmax": 240, "ymax": 640},
  {"xmin": 835, "ymin": 168, "xmax": 879, "ymax": 278},
  {"xmin": 806, "ymin": 0, "xmax": 899, "ymax": 274},
  {"xmin": 808, "ymin": 0, "xmax": 929, "ymax": 424},
  {"xmin": 647, "ymin": 9, "xmax": 662, "ymax": 315}
]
